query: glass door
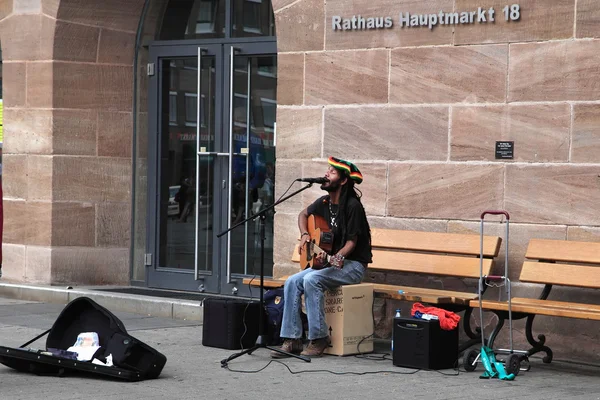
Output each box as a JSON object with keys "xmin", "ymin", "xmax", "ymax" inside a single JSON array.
[
  {"xmin": 148, "ymin": 44, "xmax": 224, "ymax": 292},
  {"xmin": 147, "ymin": 41, "xmax": 276, "ymax": 295},
  {"xmin": 225, "ymin": 43, "xmax": 277, "ymax": 293}
]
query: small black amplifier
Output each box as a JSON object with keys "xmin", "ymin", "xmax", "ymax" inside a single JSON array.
[
  {"xmin": 392, "ymin": 317, "xmax": 458, "ymax": 370},
  {"xmin": 202, "ymin": 298, "xmax": 262, "ymax": 350}
]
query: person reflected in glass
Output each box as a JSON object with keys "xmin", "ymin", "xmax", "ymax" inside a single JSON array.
[{"xmin": 179, "ymin": 176, "xmax": 196, "ymax": 223}]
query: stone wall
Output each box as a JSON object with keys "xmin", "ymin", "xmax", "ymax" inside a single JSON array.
[
  {"xmin": 0, "ymin": 0, "xmax": 145, "ymax": 285},
  {"xmin": 272, "ymin": 0, "xmax": 600, "ymax": 361},
  {"xmin": 0, "ymin": 0, "xmax": 597, "ymax": 362}
]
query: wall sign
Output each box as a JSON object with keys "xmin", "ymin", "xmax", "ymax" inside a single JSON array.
[
  {"xmin": 495, "ymin": 141, "xmax": 514, "ymax": 160},
  {"xmin": 332, "ymin": 4, "xmax": 521, "ymax": 31}
]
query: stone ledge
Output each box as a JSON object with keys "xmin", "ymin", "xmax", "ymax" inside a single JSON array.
[{"xmin": 0, "ymin": 283, "xmax": 203, "ymax": 321}]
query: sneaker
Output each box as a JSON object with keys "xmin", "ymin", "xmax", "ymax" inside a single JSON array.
[
  {"xmin": 300, "ymin": 337, "xmax": 329, "ymax": 357},
  {"xmin": 270, "ymin": 339, "xmax": 303, "ymax": 358}
]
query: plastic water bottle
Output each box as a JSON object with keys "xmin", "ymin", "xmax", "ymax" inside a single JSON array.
[{"xmin": 391, "ymin": 309, "xmax": 401, "ymax": 352}]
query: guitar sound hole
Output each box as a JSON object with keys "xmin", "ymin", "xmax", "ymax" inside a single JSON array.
[{"xmin": 321, "ymin": 232, "xmax": 334, "ymax": 245}]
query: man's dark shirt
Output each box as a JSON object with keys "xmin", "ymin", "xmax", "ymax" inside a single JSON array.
[{"xmin": 307, "ymin": 195, "xmax": 372, "ymax": 265}]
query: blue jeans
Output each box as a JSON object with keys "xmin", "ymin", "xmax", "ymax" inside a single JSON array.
[{"xmin": 280, "ymin": 260, "xmax": 366, "ymax": 341}]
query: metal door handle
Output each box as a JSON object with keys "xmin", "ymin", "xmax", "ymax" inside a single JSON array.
[
  {"xmin": 197, "ymin": 151, "xmax": 248, "ymax": 157},
  {"xmin": 226, "ymin": 46, "xmax": 239, "ymax": 284},
  {"xmin": 197, "ymin": 152, "xmax": 229, "ymax": 156},
  {"xmin": 195, "ymin": 47, "xmax": 207, "ymax": 281}
]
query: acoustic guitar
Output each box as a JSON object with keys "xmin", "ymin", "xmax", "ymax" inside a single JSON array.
[{"xmin": 300, "ymin": 214, "xmax": 339, "ymax": 270}]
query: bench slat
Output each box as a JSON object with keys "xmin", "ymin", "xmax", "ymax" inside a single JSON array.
[
  {"xmin": 511, "ymin": 298, "xmax": 600, "ymax": 313},
  {"xmin": 371, "ymin": 229, "xmax": 501, "ymax": 257},
  {"xmin": 375, "ymin": 289, "xmax": 452, "ymax": 304},
  {"xmin": 526, "ymin": 239, "xmax": 600, "ymax": 264},
  {"xmin": 292, "ymin": 246, "xmax": 493, "ymax": 278},
  {"xmin": 372, "ymin": 284, "xmax": 477, "ymax": 305},
  {"xmin": 242, "ymin": 278, "xmax": 285, "ymax": 288},
  {"xmin": 520, "ymin": 261, "xmax": 600, "ymax": 289},
  {"xmin": 373, "ymin": 284, "xmax": 479, "ymax": 301},
  {"xmin": 470, "ymin": 298, "xmax": 600, "ymax": 321},
  {"xmin": 371, "ymin": 250, "xmax": 493, "ymax": 278},
  {"xmin": 292, "ymin": 245, "xmax": 301, "ymax": 263},
  {"xmin": 242, "ymin": 279, "xmax": 478, "ymax": 306}
]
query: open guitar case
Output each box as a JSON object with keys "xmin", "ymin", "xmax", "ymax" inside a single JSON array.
[{"xmin": 0, "ymin": 297, "xmax": 167, "ymax": 381}]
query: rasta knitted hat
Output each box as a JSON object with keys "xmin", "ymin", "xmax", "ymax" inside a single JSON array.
[{"xmin": 328, "ymin": 156, "xmax": 363, "ymax": 184}]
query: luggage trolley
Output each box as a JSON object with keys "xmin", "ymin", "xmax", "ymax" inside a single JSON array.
[{"xmin": 463, "ymin": 210, "xmax": 529, "ymax": 378}]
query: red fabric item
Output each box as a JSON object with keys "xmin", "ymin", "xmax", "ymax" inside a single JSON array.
[{"xmin": 410, "ymin": 302, "xmax": 461, "ymax": 331}]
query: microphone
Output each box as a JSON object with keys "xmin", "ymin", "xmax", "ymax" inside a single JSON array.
[{"xmin": 297, "ymin": 177, "xmax": 329, "ymax": 184}]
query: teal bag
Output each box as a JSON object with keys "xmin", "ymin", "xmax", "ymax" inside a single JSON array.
[{"xmin": 479, "ymin": 346, "xmax": 515, "ymax": 381}]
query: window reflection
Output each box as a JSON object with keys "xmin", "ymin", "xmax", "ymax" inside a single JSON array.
[
  {"xmin": 232, "ymin": 0, "xmax": 275, "ymax": 37},
  {"xmin": 186, "ymin": 0, "xmax": 226, "ymax": 38},
  {"xmin": 261, "ymin": 98, "xmax": 276, "ymax": 129},
  {"xmin": 230, "ymin": 54, "xmax": 277, "ymax": 277},
  {"xmin": 169, "ymin": 92, "xmax": 178, "ymax": 126},
  {"xmin": 159, "ymin": 57, "xmax": 216, "ymax": 271},
  {"xmin": 184, "ymin": 93, "xmax": 197, "ymax": 126},
  {"xmin": 232, "ymin": 56, "xmax": 277, "ymax": 136},
  {"xmin": 159, "ymin": 0, "xmax": 275, "ymax": 40}
]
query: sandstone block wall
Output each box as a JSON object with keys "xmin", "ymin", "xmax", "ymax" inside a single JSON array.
[
  {"xmin": 272, "ymin": 0, "xmax": 600, "ymax": 361},
  {"xmin": 0, "ymin": 0, "xmax": 597, "ymax": 362},
  {"xmin": 0, "ymin": 0, "xmax": 145, "ymax": 285}
]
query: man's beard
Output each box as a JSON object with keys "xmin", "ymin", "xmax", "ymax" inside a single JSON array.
[{"xmin": 321, "ymin": 180, "xmax": 342, "ymax": 192}]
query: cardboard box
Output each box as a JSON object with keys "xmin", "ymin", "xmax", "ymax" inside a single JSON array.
[{"xmin": 323, "ymin": 283, "xmax": 374, "ymax": 356}]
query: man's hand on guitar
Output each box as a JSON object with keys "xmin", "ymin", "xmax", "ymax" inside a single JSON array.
[
  {"xmin": 330, "ymin": 253, "xmax": 344, "ymax": 269},
  {"xmin": 299, "ymin": 232, "xmax": 311, "ymax": 255},
  {"xmin": 315, "ymin": 251, "xmax": 327, "ymax": 266}
]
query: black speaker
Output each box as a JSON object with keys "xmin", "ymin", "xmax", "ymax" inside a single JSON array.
[
  {"xmin": 202, "ymin": 298, "xmax": 263, "ymax": 350},
  {"xmin": 392, "ymin": 317, "xmax": 458, "ymax": 370}
]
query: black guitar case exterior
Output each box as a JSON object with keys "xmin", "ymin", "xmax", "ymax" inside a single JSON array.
[{"xmin": 0, "ymin": 297, "xmax": 167, "ymax": 381}]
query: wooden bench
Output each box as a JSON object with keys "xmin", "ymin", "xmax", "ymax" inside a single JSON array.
[
  {"xmin": 469, "ymin": 238, "xmax": 600, "ymax": 363},
  {"xmin": 244, "ymin": 228, "xmax": 502, "ymax": 351}
]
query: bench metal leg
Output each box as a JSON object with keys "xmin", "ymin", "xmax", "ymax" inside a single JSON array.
[
  {"xmin": 458, "ymin": 307, "xmax": 488, "ymax": 353},
  {"xmin": 459, "ymin": 337, "xmax": 486, "ymax": 354},
  {"xmin": 487, "ymin": 315, "xmax": 504, "ymax": 349},
  {"xmin": 462, "ymin": 307, "xmax": 479, "ymax": 340},
  {"xmin": 525, "ymin": 314, "xmax": 553, "ymax": 363}
]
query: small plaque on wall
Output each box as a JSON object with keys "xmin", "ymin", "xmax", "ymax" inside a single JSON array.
[{"xmin": 495, "ymin": 141, "xmax": 514, "ymax": 159}]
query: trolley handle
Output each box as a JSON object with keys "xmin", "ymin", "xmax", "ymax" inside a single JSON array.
[
  {"xmin": 485, "ymin": 275, "xmax": 505, "ymax": 281},
  {"xmin": 481, "ymin": 210, "xmax": 510, "ymax": 220}
]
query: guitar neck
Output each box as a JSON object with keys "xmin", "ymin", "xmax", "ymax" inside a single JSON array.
[{"xmin": 309, "ymin": 242, "xmax": 331, "ymax": 262}]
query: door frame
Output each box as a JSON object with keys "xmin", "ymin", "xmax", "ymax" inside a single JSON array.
[
  {"xmin": 146, "ymin": 39, "xmax": 277, "ymax": 295},
  {"xmin": 220, "ymin": 41, "xmax": 278, "ymax": 297},
  {"xmin": 147, "ymin": 43, "xmax": 224, "ymax": 292}
]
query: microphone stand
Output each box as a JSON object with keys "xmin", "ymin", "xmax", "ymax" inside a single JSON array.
[{"xmin": 218, "ymin": 181, "xmax": 314, "ymax": 365}]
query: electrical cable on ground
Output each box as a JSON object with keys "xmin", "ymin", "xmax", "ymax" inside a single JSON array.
[{"xmin": 229, "ymin": 178, "xmax": 464, "ymax": 376}]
